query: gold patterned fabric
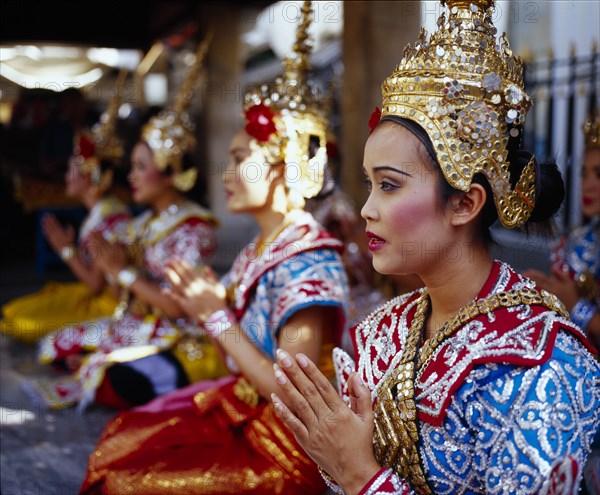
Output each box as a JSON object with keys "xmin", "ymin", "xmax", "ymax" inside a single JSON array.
[
  {"xmin": 327, "ymin": 261, "xmax": 600, "ymax": 494},
  {"xmin": 81, "ymin": 377, "xmax": 326, "ymax": 495},
  {"xmin": 34, "ymin": 201, "xmax": 221, "ymax": 409},
  {"xmin": 80, "ymin": 210, "xmax": 349, "ymax": 493},
  {"xmin": 372, "ymin": 285, "xmax": 568, "ymax": 494}
]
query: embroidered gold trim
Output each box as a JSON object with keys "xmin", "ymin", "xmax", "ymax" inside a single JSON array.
[
  {"xmin": 233, "ymin": 377, "xmax": 260, "ymax": 408},
  {"xmin": 373, "ymin": 286, "xmax": 567, "ymax": 494}
]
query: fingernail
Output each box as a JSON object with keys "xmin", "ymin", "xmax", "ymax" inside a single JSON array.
[
  {"xmin": 296, "ymin": 353, "xmax": 308, "ymax": 368},
  {"xmin": 273, "ymin": 363, "xmax": 287, "ymax": 384},
  {"xmin": 271, "ymin": 393, "xmax": 282, "ymax": 412},
  {"xmin": 276, "ymin": 348, "xmax": 293, "ymax": 368},
  {"xmin": 353, "ymin": 374, "xmax": 368, "ymax": 395}
]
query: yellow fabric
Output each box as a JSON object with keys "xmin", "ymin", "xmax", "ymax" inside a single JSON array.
[
  {"xmin": 171, "ymin": 336, "xmax": 228, "ymax": 383},
  {"xmin": 1, "ymin": 282, "xmax": 118, "ymax": 344}
]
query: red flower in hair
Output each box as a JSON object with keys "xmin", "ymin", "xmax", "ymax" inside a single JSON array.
[
  {"xmin": 75, "ymin": 134, "xmax": 96, "ymax": 159},
  {"xmin": 368, "ymin": 106, "xmax": 382, "ymax": 134},
  {"xmin": 244, "ymin": 103, "xmax": 277, "ymax": 143}
]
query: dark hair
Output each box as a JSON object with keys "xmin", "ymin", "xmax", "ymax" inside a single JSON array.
[
  {"xmin": 135, "ymin": 140, "xmax": 197, "ymax": 177},
  {"xmin": 158, "ymin": 147, "xmax": 209, "ymax": 204},
  {"xmin": 378, "ymin": 116, "xmax": 565, "ymax": 242},
  {"xmin": 161, "ymin": 151, "xmax": 197, "ymax": 177},
  {"xmin": 98, "ymin": 158, "xmax": 115, "ymax": 176}
]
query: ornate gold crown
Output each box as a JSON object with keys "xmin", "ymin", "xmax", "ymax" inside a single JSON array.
[
  {"xmin": 91, "ymin": 69, "xmax": 127, "ymax": 164},
  {"xmin": 141, "ymin": 30, "xmax": 213, "ymax": 191},
  {"xmin": 74, "ymin": 69, "xmax": 127, "ymax": 190},
  {"xmin": 243, "ymin": 0, "xmax": 328, "ymax": 203},
  {"xmin": 583, "ymin": 111, "xmax": 600, "ymax": 149},
  {"xmin": 378, "ymin": 0, "xmax": 535, "ymax": 228}
]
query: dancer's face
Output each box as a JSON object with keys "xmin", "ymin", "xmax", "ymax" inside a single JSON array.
[
  {"xmin": 581, "ymin": 147, "xmax": 600, "ymax": 218},
  {"xmin": 361, "ymin": 122, "xmax": 456, "ymax": 277},
  {"xmin": 128, "ymin": 142, "xmax": 172, "ymax": 205},
  {"xmin": 223, "ymin": 130, "xmax": 281, "ymax": 214},
  {"xmin": 65, "ymin": 156, "xmax": 91, "ymax": 199}
]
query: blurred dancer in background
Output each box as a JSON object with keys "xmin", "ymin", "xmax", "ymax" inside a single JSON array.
[
  {"xmin": 1, "ymin": 73, "xmax": 131, "ymax": 344},
  {"xmin": 81, "ymin": 5, "xmax": 349, "ymax": 493},
  {"xmin": 33, "ymin": 36, "xmax": 224, "ymax": 410}
]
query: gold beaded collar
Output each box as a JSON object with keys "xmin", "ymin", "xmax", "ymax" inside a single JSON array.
[{"xmin": 373, "ymin": 286, "xmax": 567, "ymax": 494}]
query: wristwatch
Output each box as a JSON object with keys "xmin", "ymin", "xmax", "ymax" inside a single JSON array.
[
  {"xmin": 60, "ymin": 245, "xmax": 76, "ymax": 262},
  {"xmin": 117, "ymin": 267, "xmax": 140, "ymax": 289}
]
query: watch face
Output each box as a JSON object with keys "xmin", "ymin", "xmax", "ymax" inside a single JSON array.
[
  {"xmin": 61, "ymin": 246, "xmax": 75, "ymax": 261},
  {"xmin": 118, "ymin": 268, "xmax": 138, "ymax": 288}
]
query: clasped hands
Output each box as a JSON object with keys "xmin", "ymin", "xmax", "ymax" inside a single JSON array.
[
  {"xmin": 163, "ymin": 259, "xmax": 227, "ymax": 323},
  {"xmin": 271, "ymin": 349, "xmax": 381, "ymax": 495},
  {"xmin": 42, "ymin": 213, "xmax": 75, "ymax": 254},
  {"xmin": 165, "ymin": 258, "xmax": 381, "ymax": 492},
  {"xmin": 87, "ymin": 232, "xmax": 128, "ymax": 280}
]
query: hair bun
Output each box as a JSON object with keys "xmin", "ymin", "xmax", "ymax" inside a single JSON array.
[{"xmin": 508, "ymin": 150, "xmax": 564, "ymax": 224}]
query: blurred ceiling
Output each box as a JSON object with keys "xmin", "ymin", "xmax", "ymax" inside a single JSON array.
[
  {"xmin": 0, "ymin": 0, "xmax": 271, "ymax": 50},
  {"xmin": 0, "ymin": 1, "xmax": 341, "ymax": 97}
]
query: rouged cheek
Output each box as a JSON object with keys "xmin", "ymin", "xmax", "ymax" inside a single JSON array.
[
  {"xmin": 583, "ymin": 200, "xmax": 600, "ymax": 217},
  {"xmin": 146, "ymin": 169, "xmax": 163, "ymax": 182},
  {"xmin": 388, "ymin": 195, "xmax": 435, "ymax": 231},
  {"xmin": 135, "ymin": 169, "xmax": 163, "ymax": 188},
  {"xmin": 69, "ymin": 177, "xmax": 85, "ymax": 189},
  {"xmin": 582, "ymin": 175, "xmax": 600, "ymax": 187}
]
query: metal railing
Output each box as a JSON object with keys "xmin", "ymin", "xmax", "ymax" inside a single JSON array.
[{"xmin": 522, "ymin": 44, "xmax": 599, "ymax": 230}]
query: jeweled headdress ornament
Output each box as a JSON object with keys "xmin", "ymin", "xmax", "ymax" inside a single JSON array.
[
  {"xmin": 375, "ymin": 0, "xmax": 535, "ymax": 228},
  {"xmin": 243, "ymin": 0, "xmax": 328, "ymax": 204},
  {"xmin": 141, "ymin": 30, "xmax": 213, "ymax": 191},
  {"xmin": 583, "ymin": 110, "xmax": 600, "ymax": 149},
  {"xmin": 74, "ymin": 69, "xmax": 127, "ymax": 190}
]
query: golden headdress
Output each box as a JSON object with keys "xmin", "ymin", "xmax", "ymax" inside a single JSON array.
[
  {"xmin": 583, "ymin": 110, "xmax": 600, "ymax": 149},
  {"xmin": 375, "ymin": 0, "xmax": 535, "ymax": 228},
  {"xmin": 243, "ymin": 0, "xmax": 328, "ymax": 204},
  {"xmin": 141, "ymin": 31, "xmax": 213, "ymax": 191},
  {"xmin": 74, "ymin": 69, "xmax": 126, "ymax": 190}
]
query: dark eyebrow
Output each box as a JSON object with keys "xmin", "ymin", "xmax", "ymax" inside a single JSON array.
[
  {"xmin": 373, "ymin": 165, "xmax": 412, "ymax": 177},
  {"xmin": 230, "ymin": 147, "xmax": 249, "ymax": 154}
]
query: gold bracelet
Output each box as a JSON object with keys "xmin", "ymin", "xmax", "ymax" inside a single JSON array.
[{"xmin": 318, "ymin": 465, "xmax": 337, "ymax": 484}]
